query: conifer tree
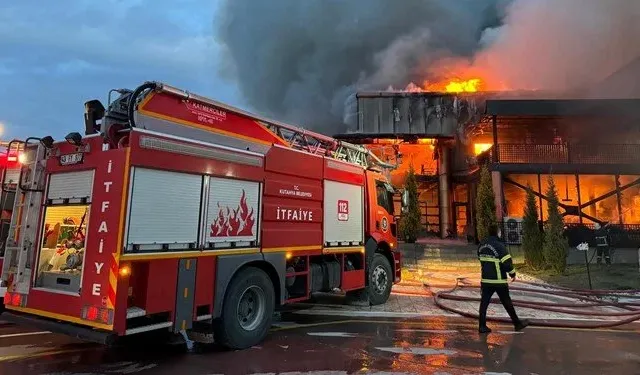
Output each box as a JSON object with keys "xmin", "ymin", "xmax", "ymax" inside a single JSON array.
[
  {"xmin": 543, "ymin": 175, "xmax": 569, "ymax": 274},
  {"xmin": 475, "ymin": 165, "xmax": 497, "ymax": 242},
  {"xmin": 400, "ymin": 164, "xmax": 421, "ymax": 243},
  {"xmin": 522, "ymin": 185, "xmax": 544, "ymax": 269}
]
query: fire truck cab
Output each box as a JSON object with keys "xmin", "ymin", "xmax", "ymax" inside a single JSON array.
[{"xmin": 0, "ymin": 82, "xmax": 405, "ymax": 349}]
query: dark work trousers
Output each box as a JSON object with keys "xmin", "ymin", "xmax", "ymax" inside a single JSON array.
[
  {"xmin": 596, "ymin": 246, "xmax": 611, "ymax": 264},
  {"xmin": 479, "ymin": 284, "xmax": 521, "ymax": 328}
]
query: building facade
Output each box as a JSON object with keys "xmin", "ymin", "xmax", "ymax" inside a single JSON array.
[{"xmin": 336, "ymin": 93, "xmax": 640, "ymax": 247}]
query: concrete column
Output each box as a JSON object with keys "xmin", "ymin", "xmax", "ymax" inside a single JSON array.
[
  {"xmin": 438, "ymin": 145, "xmax": 451, "ymax": 238},
  {"xmin": 491, "ymin": 170, "xmax": 504, "ymax": 222}
]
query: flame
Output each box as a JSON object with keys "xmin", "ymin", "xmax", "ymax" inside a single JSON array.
[
  {"xmin": 473, "ymin": 143, "xmax": 492, "ymax": 155},
  {"xmin": 425, "ymin": 78, "xmax": 483, "ymax": 93},
  {"xmin": 210, "ymin": 190, "xmax": 255, "ymax": 238}
]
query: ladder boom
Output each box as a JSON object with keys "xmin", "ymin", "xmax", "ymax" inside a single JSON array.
[{"xmin": 108, "ymin": 81, "xmax": 396, "ymax": 171}]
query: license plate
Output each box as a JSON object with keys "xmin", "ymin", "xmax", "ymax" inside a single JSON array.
[{"xmin": 60, "ymin": 152, "xmax": 84, "ymax": 166}]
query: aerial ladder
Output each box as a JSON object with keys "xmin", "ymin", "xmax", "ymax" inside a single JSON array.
[{"xmin": 90, "ymin": 81, "xmax": 397, "ymax": 173}]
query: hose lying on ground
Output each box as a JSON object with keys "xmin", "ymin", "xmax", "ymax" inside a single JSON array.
[
  {"xmin": 392, "ymin": 278, "xmax": 640, "ymax": 329},
  {"xmin": 430, "ymin": 278, "xmax": 640, "ymax": 329}
]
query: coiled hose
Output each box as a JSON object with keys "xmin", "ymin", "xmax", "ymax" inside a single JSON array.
[{"xmin": 393, "ymin": 278, "xmax": 640, "ymax": 329}]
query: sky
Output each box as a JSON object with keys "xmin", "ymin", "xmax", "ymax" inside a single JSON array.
[
  {"xmin": 0, "ymin": 0, "xmax": 241, "ymax": 140},
  {"xmin": 2, "ymin": 1, "xmax": 637, "ymax": 142}
]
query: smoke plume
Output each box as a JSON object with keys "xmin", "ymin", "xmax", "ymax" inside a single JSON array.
[
  {"xmin": 215, "ymin": 0, "xmax": 640, "ymax": 133},
  {"xmin": 454, "ymin": 0, "xmax": 640, "ymax": 97}
]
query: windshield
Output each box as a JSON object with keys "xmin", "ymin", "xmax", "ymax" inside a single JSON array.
[{"xmin": 375, "ymin": 180, "xmax": 395, "ymax": 215}]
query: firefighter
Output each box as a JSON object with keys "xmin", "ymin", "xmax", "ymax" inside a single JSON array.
[
  {"xmin": 477, "ymin": 224, "xmax": 529, "ymax": 334},
  {"xmin": 593, "ymin": 222, "xmax": 611, "ymax": 265}
]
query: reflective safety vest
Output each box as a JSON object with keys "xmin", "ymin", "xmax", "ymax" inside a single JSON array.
[
  {"xmin": 594, "ymin": 228, "xmax": 609, "ymax": 247},
  {"xmin": 478, "ymin": 236, "xmax": 516, "ymax": 285}
]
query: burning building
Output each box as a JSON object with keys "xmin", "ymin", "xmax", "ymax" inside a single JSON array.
[{"xmin": 336, "ymin": 71, "xmax": 640, "ymax": 246}]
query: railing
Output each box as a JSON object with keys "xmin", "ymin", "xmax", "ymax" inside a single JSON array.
[
  {"xmin": 497, "ymin": 143, "xmax": 640, "ymax": 165},
  {"xmin": 500, "ymin": 220, "xmax": 640, "ymax": 248}
]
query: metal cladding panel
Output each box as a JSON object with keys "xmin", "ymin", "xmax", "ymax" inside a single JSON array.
[
  {"xmin": 206, "ymin": 177, "xmax": 260, "ymax": 243},
  {"xmin": 126, "ymin": 168, "xmax": 201, "ymax": 246},
  {"xmin": 394, "ymin": 97, "xmax": 411, "ymax": 134},
  {"xmin": 323, "ymin": 180, "xmax": 364, "ymax": 244},
  {"xmin": 136, "ymin": 91, "xmax": 285, "ymax": 151},
  {"xmin": 174, "ymin": 258, "xmax": 197, "ymax": 332},
  {"xmin": 323, "ymin": 159, "xmax": 365, "ymax": 186},
  {"xmin": 47, "ymin": 170, "xmax": 95, "ymax": 201},
  {"xmin": 15, "ymin": 288, "xmax": 83, "ymax": 319},
  {"xmin": 193, "ymin": 256, "xmax": 215, "ymax": 317},
  {"xmin": 261, "ymin": 172, "xmax": 323, "ymax": 250},
  {"xmin": 4, "ymin": 168, "xmax": 20, "ymax": 185},
  {"xmin": 135, "ymin": 113, "xmax": 272, "ymax": 156},
  {"xmin": 356, "ymin": 94, "xmax": 469, "ymax": 137},
  {"xmin": 143, "ymin": 259, "xmax": 179, "ymax": 316},
  {"xmin": 128, "ymin": 131, "xmax": 265, "ymax": 183},
  {"xmin": 265, "ymin": 145, "xmax": 324, "ymax": 180}
]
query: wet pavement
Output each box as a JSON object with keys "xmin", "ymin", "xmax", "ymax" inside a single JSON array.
[{"xmin": 0, "ymin": 313, "xmax": 639, "ymax": 375}]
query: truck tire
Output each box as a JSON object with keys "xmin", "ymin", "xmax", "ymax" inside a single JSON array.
[
  {"xmin": 214, "ymin": 267, "xmax": 275, "ymax": 350},
  {"xmin": 368, "ymin": 253, "xmax": 392, "ymax": 306}
]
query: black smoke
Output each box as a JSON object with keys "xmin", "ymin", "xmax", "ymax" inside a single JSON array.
[{"xmin": 215, "ymin": 0, "xmax": 509, "ymax": 133}]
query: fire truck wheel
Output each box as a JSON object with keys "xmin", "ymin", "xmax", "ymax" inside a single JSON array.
[
  {"xmin": 214, "ymin": 267, "xmax": 275, "ymax": 350},
  {"xmin": 368, "ymin": 253, "xmax": 392, "ymax": 306}
]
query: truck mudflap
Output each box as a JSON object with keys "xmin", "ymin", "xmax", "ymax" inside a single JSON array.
[{"xmin": 1, "ymin": 310, "xmax": 117, "ymax": 345}]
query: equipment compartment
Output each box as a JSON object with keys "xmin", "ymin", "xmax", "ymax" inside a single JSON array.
[{"xmin": 35, "ymin": 205, "xmax": 89, "ymax": 293}]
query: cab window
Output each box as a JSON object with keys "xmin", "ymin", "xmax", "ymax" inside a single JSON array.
[{"xmin": 375, "ymin": 180, "xmax": 394, "ymax": 215}]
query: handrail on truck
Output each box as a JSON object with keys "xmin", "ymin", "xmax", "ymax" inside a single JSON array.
[{"xmin": 16, "ymin": 137, "xmax": 46, "ymax": 193}]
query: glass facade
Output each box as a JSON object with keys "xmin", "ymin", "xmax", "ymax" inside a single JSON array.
[
  {"xmin": 419, "ymin": 183, "xmax": 440, "ymax": 236},
  {"xmin": 504, "ymin": 173, "xmax": 640, "ymax": 225}
]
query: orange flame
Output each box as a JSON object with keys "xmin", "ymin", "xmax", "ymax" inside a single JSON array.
[{"xmin": 425, "ymin": 78, "xmax": 483, "ymax": 93}]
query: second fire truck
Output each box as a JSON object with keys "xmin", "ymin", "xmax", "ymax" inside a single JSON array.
[{"xmin": 1, "ymin": 81, "xmax": 406, "ymax": 349}]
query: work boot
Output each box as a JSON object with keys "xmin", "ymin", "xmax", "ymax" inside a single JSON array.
[
  {"xmin": 515, "ymin": 319, "xmax": 530, "ymax": 331},
  {"xmin": 479, "ymin": 326, "xmax": 492, "ymax": 334}
]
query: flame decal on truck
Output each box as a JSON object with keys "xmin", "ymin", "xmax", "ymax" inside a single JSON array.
[{"xmin": 210, "ymin": 190, "xmax": 255, "ymax": 237}]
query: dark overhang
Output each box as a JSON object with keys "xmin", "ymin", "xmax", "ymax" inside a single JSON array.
[
  {"xmin": 485, "ymin": 98, "xmax": 640, "ymax": 117},
  {"xmin": 356, "ymin": 91, "xmax": 458, "ymax": 99},
  {"xmin": 333, "ymin": 133, "xmax": 453, "ymax": 142}
]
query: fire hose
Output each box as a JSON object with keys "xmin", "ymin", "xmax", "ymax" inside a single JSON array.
[{"xmin": 393, "ymin": 278, "xmax": 640, "ymax": 329}]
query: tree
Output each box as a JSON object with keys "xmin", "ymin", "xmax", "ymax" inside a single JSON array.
[
  {"xmin": 400, "ymin": 164, "xmax": 421, "ymax": 243},
  {"xmin": 475, "ymin": 165, "xmax": 497, "ymax": 242},
  {"xmin": 543, "ymin": 175, "xmax": 569, "ymax": 274},
  {"xmin": 522, "ymin": 184, "xmax": 544, "ymax": 269}
]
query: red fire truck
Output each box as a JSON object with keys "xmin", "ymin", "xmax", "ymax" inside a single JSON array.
[{"xmin": 0, "ymin": 81, "xmax": 405, "ymax": 349}]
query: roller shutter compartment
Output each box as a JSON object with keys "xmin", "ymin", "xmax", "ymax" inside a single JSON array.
[
  {"xmin": 126, "ymin": 168, "xmax": 202, "ymax": 251},
  {"xmin": 323, "ymin": 180, "xmax": 364, "ymax": 246},
  {"xmin": 205, "ymin": 177, "xmax": 260, "ymax": 247},
  {"xmin": 47, "ymin": 170, "xmax": 95, "ymax": 203}
]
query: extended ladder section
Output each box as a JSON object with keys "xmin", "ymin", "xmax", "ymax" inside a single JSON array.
[
  {"xmin": 1, "ymin": 139, "xmax": 48, "ymax": 295},
  {"xmin": 262, "ymin": 122, "xmax": 395, "ymax": 170},
  {"xmin": 111, "ymin": 82, "xmax": 396, "ymax": 171}
]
